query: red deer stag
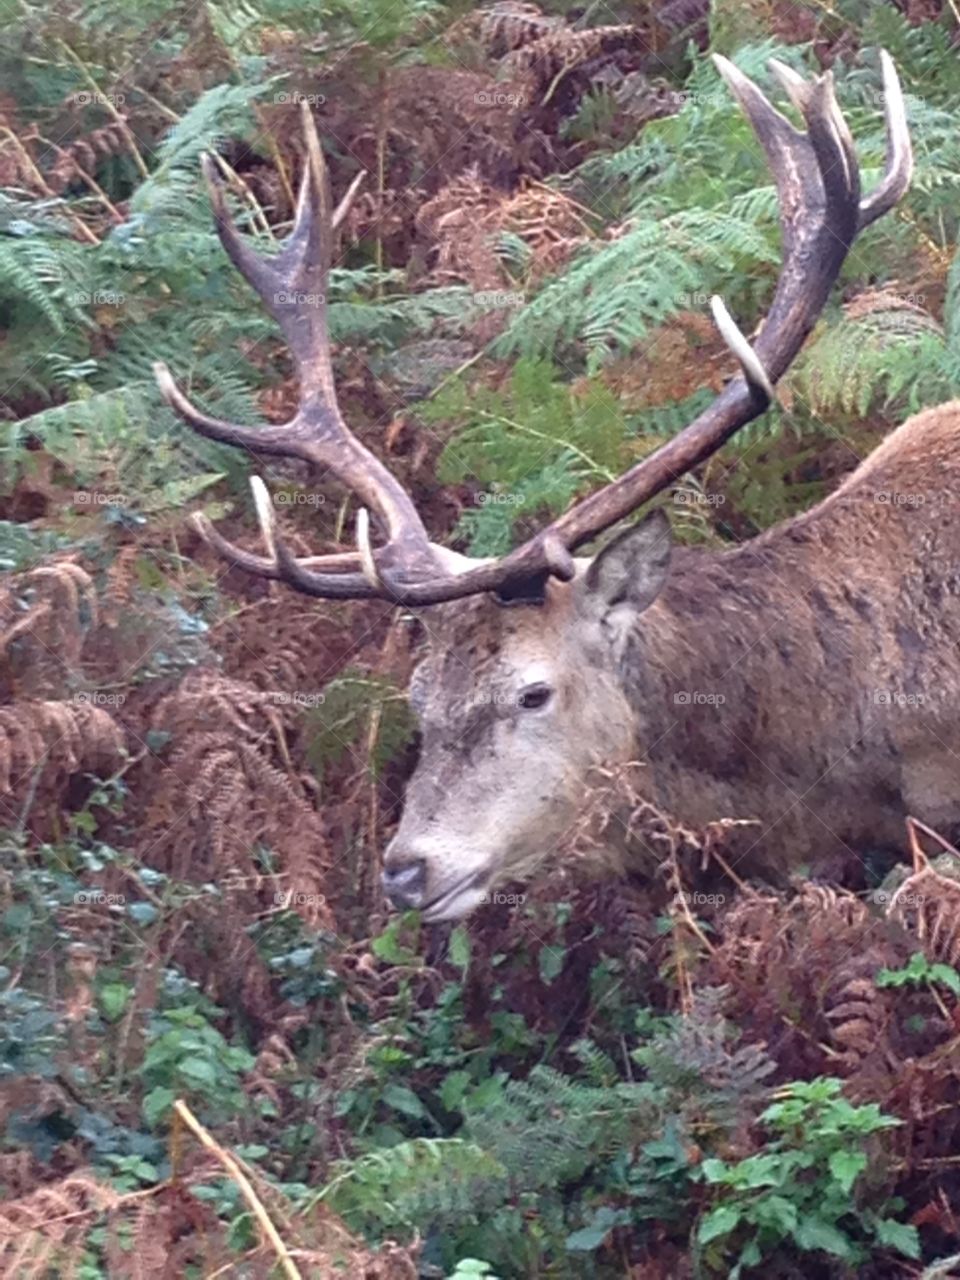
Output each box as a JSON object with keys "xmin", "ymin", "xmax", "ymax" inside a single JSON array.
[{"xmin": 156, "ymin": 54, "xmax": 929, "ymax": 922}]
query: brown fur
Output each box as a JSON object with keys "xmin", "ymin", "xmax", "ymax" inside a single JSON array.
[{"xmin": 386, "ymin": 403, "xmax": 960, "ymax": 917}]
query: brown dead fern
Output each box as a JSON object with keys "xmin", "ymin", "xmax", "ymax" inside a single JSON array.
[
  {"xmin": 709, "ymin": 883, "xmax": 908, "ymax": 1082},
  {"xmin": 0, "ymin": 1172, "xmax": 123, "ymax": 1278},
  {"xmin": 885, "ymin": 821, "xmax": 960, "ymax": 969},
  {"xmin": 416, "ymin": 169, "xmax": 589, "ymax": 328},
  {"xmin": 140, "ymin": 672, "xmax": 332, "ymax": 927},
  {"xmin": 0, "ymin": 561, "xmax": 97, "ymax": 700},
  {"xmin": 0, "ymin": 699, "xmax": 124, "ymax": 820}
]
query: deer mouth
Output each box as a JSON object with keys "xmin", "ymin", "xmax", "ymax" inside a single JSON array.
[{"xmin": 420, "ymin": 868, "xmax": 491, "ymax": 923}]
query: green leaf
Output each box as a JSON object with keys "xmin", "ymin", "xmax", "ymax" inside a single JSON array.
[
  {"xmin": 748, "ymin": 1194, "xmax": 798, "ymax": 1235},
  {"xmin": 142, "ymin": 1086, "xmax": 176, "ymax": 1128},
  {"xmin": 929, "ymin": 963, "xmax": 960, "ymax": 995},
  {"xmin": 370, "ymin": 916, "xmax": 420, "ymax": 965},
  {"xmin": 698, "ymin": 1204, "xmax": 741, "ymax": 1245},
  {"xmin": 128, "ymin": 901, "xmax": 159, "ymax": 925},
  {"xmin": 828, "ymin": 1149, "xmax": 867, "ymax": 1195},
  {"xmin": 381, "ymin": 1082, "xmax": 429, "ymax": 1121},
  {"xmin": 178, "ymin": 1057, "xmax": 218, "ymax": 1087},
  {"xmin": 440, "ymin": 1070, "xmax": 472, "ymax": 1113},
  {"xmin": 140, "ymin": 471, "xmax": 226, "ymax": 513},
  {"xmin": 565, "ymin": 1207, "xmax": 630, "ymax": 1252},
  {"xmin": 448, "ymin": 925, "xmax": 471, "ymax": 973},
  {"xmin": 538, "ymin": 946, "xmax": 565, "ymax": 984},
  {"xmin": 793, "ymin": 1216, "xmax": 856, "ymax": 1259},
  {"xmin": 98, "ymin": 981, "xmax": 131, "ymax": 1023},
  {"xmin": 699, "ymin": 1158, "xmax": 731, "ymax": 1183},
  {"xmin": 873, "ymin": 1218, "xmax": 921, "ymax": 1258}
]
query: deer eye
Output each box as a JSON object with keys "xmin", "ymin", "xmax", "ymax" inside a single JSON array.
[{"xmin": 518, "ymin": 683, "xmax": 553, "ymax": 711}]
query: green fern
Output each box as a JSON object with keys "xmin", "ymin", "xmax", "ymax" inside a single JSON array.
[
  {"xmin": 428, "ymin": 358, "xmax": 630, "ymax": 554},
  {"xmin": 790, "ymin": 295, "xmax": 954, "ymax": 420},
  {"xmin": 315, "ymin": 1138, "xmax": 508, "ymax": 1237},
  {"xmin": 500, "ymin": 40, "xmax": 959, "ymax": 384},
  {"xmin": 302, "ymin": 671, "xmax": 415, "ymax": 789}
]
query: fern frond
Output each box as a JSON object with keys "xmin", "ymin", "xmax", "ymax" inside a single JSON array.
[{"xmin": 791, "ymin": 291, "xmax": 952, "ymax": 419}]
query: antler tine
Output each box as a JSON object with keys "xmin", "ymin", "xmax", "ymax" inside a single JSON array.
[
  {"xmin": 709, "ymin": 296, "xmax": 774, "ymax": 401},
  {"xmin": 157, "ymin": 101, "xmax": 440, "ymax": 582},
  {"xmin": 858, "ymin": 49, "xmax": 913, "ymax": 229},
  {"xmin": 333, "ymin": 169, "xmax": 365, "ymax": 230}
]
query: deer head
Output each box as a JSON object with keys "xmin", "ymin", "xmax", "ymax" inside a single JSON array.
[{"xmin": 156, "ymin": 53, "xmax": 911, "ymax": 921}]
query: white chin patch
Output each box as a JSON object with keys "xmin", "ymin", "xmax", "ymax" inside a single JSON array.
[{"xmin": 421, "ymin": 881, "xmax": 490, "ymax": 923}]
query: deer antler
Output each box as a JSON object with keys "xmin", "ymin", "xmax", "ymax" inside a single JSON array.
[{"xmin": 157, "ymin": 54, "xmax": 911, "ymax": 605}]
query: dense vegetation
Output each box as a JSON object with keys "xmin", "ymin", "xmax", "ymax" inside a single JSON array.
[{"xmin": 3, "ymin": 0, "xmax": 960, "ymax": 1275}]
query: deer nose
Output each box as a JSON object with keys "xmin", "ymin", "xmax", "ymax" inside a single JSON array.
[{"xmin": 382, "ymin": 858, "xmax": 428, "ymax": 910}]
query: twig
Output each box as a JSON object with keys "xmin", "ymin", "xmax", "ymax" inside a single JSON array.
[
  {"xmin": 172, "ymin": 1098, "xmax": 304, "ymax": 1280},
  {"xmin": 253, "ymin": 102, "xmax": 296, "ymax": 209},
  {"xmin": 210, "ymin": 152, "xmax": 275, "ymax": 239},
  {"xmin": 36, "ymin": 134, "xmax": 124, "ymax": 223},
  {"xmin": 57, "ymin": 39, "xmax": 149, "ymax": 178},
  {"xmin": 0, "ymin": 127, "xmax": 99, "ymax": 244}
]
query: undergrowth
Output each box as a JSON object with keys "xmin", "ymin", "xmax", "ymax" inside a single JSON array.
[{"xmin": 2, "ymin": 0, "xmax": 960, "ymax": 1276}]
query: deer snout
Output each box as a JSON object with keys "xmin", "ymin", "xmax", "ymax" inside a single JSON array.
[{"xmin": 382, "ymin": 856, "xmax": 428, "ymax": 910}]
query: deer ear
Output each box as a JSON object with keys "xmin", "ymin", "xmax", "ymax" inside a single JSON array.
[{"xmin": 582, "ymin": 509, "xmax": 672, "ymax": 614}]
